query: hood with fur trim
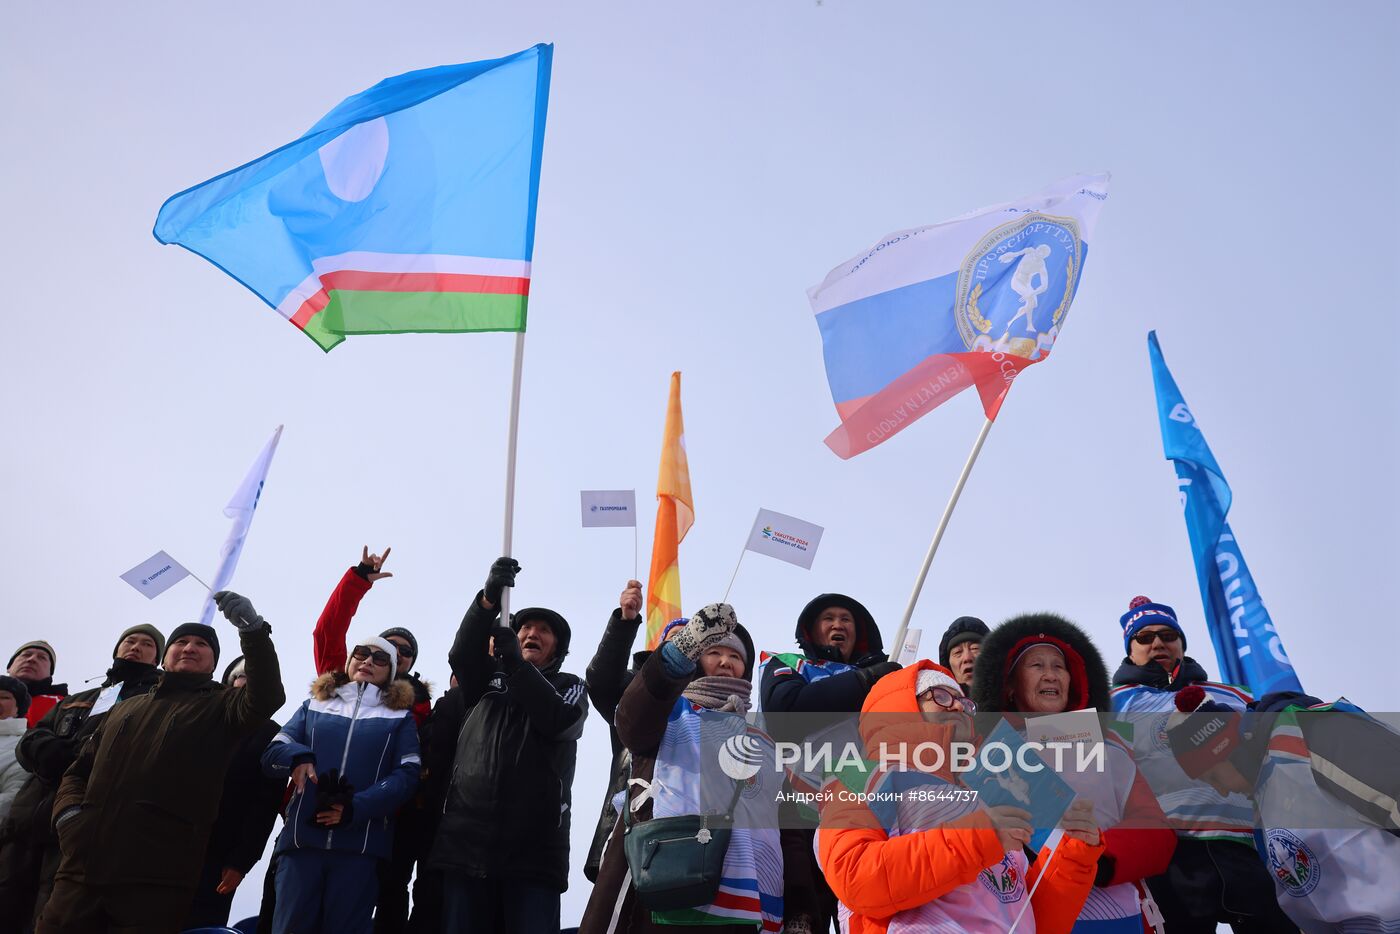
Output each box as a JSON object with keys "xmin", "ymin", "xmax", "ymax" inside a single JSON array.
[
  {"xmin": 795, "ymin": 593, "xmax": 884, "ymax": 664},
  {"xmin": 310, "ymin": 671, "xmax": 416, "ymax": 711},
  {"xmin": 971, "ymin": 612, "xmax": 1111, "ymax": 714}
]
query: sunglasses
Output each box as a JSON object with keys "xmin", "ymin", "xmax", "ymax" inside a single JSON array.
[
  {"xmin": 1131, "ymin": 629, "xmax": 1182, "ymax": 646},
  {"xmin": 917, "ymin": 686, "xmax": 976, "ymax": 714},
  {"xmin": 351, "ymin": 646, "xmax": 393, "ymax": 667}
]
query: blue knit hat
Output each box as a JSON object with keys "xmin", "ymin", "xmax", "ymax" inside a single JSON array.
[{"xmin": 1120, "ymin": 595, "xmax": 1186, "ymax": 654}]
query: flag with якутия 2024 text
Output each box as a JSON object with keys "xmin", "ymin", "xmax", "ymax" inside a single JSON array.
[{"xmin": 154, "ymin": 44, "xmax": 552, "ymax": 352}]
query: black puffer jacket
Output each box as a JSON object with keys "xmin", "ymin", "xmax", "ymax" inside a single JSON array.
[
  {"xmin": 971, "ymin": 612, "xmax": 1112, "ymax": 713},
  {"xmin": 759, "ymin": 593, "xmax": 887, "ymax": 717},
  {"xmin": 1111, "ymin": 655, "xmax": 1212, "ymax": 692},
  {"xmin": 429, "ymin": 595, "xmax": 589, "ymax": 893}
]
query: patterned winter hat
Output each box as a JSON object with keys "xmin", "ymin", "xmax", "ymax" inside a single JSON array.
[{"xmin": 1120, "ymin": 596, "xmax": 1186, "ymax": 654}]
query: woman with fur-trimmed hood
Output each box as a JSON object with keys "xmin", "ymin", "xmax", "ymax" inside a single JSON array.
[
  {"xmin": 261, "ymin": 635, "xmax": 421, "ymax": 934},
  {"xmin": 972, "ymin": 613, "xmax": 1176, "ymax": 934}
]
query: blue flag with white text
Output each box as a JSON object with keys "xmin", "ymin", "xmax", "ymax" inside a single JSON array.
[{"xmin": 1147, "ymin": 332, "xmax": 1302, "ymax": 696}]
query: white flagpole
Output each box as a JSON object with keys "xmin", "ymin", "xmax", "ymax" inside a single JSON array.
[
  {"xmin": 888, "ymin": 417, "xmax": 995, "ymax": 656},
  {"xmin": 722, "ymin": 549, "xmax": 747, "ymax": 604},
  {"xmin": 1006, "ymin": 841, "xmax": 1057, "ymax": 934},
  {"xmin": 499, "ymin": 332, "xmax": 527, "ymax": 621}
]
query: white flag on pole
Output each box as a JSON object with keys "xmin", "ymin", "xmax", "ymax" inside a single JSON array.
[
  {"xmin": 897, "ymin": 628, "xmax": 923, "ymax": 665},
  {"xmin": 120, "ymin": 550, "xmax": 192, "ymax": 599},
  {"xmin": 197, "ymin": 425, "xmax": 283, "ymax": 625},
  {"xmin": 580, "ymin": 490, "xmax": 637, "ymax": 528},
  {"xmin": 743, "ymin": 508, "xmax": 824, "ymax": 570}
]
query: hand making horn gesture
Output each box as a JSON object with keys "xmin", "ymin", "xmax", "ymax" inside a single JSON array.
[{"xmin": 360, "ymin": 545, "xmax": 393, "ymax": 582}]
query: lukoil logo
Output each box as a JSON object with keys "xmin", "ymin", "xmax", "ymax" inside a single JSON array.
[{"xmin": 718, "ymin": 734, "xmax": 765, "ymax": 780}]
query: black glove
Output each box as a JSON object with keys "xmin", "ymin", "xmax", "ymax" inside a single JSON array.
[
  {"xmin": 491, "ymin": 625, "xmax": 523, "ymax": 673},
  {"xmin": 213, "ymin": 591, "xmax": 266, "ymax": 632},
  {"xmin": 310, "ymin": 769, "xmax": 356, "ymax": 828},
  {"xmin": 852, "ymin": 651, "xmax": 890, "ymax": 668},
  {"xmin": 483, "ymin": 557, "xmax": 521, "ymax": 607},
  {"xmin": 855, "ymin": 661, "xmax": 902, "ymax": 691}
]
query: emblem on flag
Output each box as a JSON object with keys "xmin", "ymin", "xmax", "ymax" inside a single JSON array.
[
  {"xmin": 1266, "ymin": 829, "xmax": 1320, "ymax": 897},
  {"xmin": 955, "ymin": 215, "xmax": 1084, "ymax": 359}
]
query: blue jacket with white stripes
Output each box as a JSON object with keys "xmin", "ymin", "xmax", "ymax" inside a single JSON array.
[{"xmin": 262, "ymin": 672, "xmax": 421, "ymax": 860}]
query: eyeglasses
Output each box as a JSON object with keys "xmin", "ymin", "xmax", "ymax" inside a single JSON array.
[
  {"xmin": 351, "ymin": 646, "xmax": 393, "ymax": 667},
  {"xmin": 1131, "ymin": 629, "xmax": 1181, "ymax": 646},
  {"xmin": 917, "ymin": 686, "xmax": 976, "ymax": 714}
]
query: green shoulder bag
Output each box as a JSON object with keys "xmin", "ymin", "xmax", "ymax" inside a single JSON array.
[{"xmin": 621, "ymin": 766, "xmax": 745, "ymax": 911}]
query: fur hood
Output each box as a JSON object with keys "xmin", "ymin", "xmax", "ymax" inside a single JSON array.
[
  {"xmin": 310, "ymin": 671, "xmax": 416, "ymax": 710},
  {"xmin": 971, "ymin": 612, "xmax": 1111, "ymax": 713}
]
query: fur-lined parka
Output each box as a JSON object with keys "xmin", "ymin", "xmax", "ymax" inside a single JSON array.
[
  {"xmin": 970, "ymin": 614, "xmax": 1178, "ymax": 925},
  {"xmin": 261, "ymin": 671, "xmax": 421, "ymax": 860},
  {"xmin": 971, "ymin": 612, "xmax": 1112, "ymax": 713}
]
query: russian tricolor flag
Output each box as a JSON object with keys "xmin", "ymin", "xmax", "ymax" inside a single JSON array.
[{"xmin": 809, "ymin": 174, "xmax": 1109, "ymax": 458}]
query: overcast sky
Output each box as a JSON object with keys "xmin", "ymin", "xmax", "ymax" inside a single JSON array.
[{"xmin": 4, "ymin": 0, "xmax": 1396, "ymax": 923}]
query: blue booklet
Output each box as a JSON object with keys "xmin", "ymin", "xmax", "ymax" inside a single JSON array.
[{"xmin": 962, "ymin": 720, "xmax": 1077, "ymax": 851}]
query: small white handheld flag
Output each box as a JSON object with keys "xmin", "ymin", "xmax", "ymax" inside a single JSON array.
[
  {"xmin": 744, "ymin": 508, "xmax": 824, "ymax": 570},
  {"xmin": 121, "ymin": 551, "xmax": 192, "ymax": 599},
  {"xmin": 581, "ymin": 490, "xmax": 638, "ymax": 528},
  {"xmin": 897, "ymin": 628, "xmax": 923, "ymax": 665}
]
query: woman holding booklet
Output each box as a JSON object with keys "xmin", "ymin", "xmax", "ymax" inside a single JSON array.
[{"xmin": 972, "ymin": 613, "xmax": 1176, "ymax": 934}]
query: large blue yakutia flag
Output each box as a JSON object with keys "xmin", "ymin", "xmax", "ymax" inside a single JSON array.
[
  {"xmin": 154, "ymin": 44, "xmax": 552, "ymax": 352},
  {"xmin": 1148, "ymin": 331, "xmax": 1303, "ymax": 696}
]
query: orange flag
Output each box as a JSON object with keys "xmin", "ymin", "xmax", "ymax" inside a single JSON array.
[{"xmin": 645, "ymin": 372, "xmax": 694, "ymax": 648}]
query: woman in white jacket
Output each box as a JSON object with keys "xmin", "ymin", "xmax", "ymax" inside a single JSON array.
[{"xmin": 0, "ymin": 675, "xmax": 32, "ymax": 822}]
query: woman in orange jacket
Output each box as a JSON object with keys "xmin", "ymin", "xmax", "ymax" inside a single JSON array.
[{"xmin": 818, "ymin": 661, "xmax": 1104, "ymax": 933}]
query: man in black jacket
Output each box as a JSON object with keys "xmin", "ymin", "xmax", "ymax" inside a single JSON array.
[
  {"xmin": 759, "ymin": 594, "xmax": 897, "ymax": 934},
  {"xmin": 405, "ymin": 680, "xmax": 465, "ymax": 934},
  {"xmin": 0, "ymin": 625, "xmax": 164, "ymax": 934},
  {"xmin": 429, "ymin": 557, "xmax": 589, "ymax": 934}
]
